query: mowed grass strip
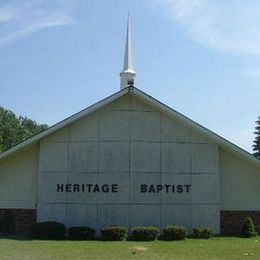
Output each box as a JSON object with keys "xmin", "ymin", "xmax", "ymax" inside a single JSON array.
[{"xmin": 0, "ymin": 237, "xmax": 260, "ymax": 259}]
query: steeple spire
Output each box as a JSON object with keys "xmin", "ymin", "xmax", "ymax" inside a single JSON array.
[{"xmin": 120, "ymin": 14, "xmax": 136, "ymax": 90}]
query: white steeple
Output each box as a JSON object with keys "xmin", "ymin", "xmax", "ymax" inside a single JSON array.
[{"xmin": 120, "ymin": 14, "xmax": 136, "ymax": 90}]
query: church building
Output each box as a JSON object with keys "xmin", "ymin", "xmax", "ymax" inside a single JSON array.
[{"xmin": 0, "ymin": 18, "xmax": 260, "ymax": 235}]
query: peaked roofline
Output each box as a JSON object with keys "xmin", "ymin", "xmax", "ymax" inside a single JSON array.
[{"xmin": 0, "ymin": 86, "xmax": 259, "ymax": 168}]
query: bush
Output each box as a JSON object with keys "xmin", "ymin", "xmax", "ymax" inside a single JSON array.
[
  {"xmin": 131, "ymin": 226, "xmax": 160, "ymax": 241},
  {"xmin": 241, "ymin": 217, "xmax": 257, "ymax": 238},
  {"xmin": 162, "ymin": 225, "xmax": 187, "ymax": 240},
  {"xmin": 193, "ymin": 226, "xmax": 213, "ymax": 239},
  {"xmin": 101, "ymin": 225, "xmax": 127, "ymax": 241},
  {"xmin": 68, "ymin": 226, "xmax": 95, "ymax": 240},
  {"xmin": 0, "ymin": 210, "xmax": 15, "ymax": 234},
  {"xmin": 31, "ymin": 221, "xmax": 66, "ymax": 240}
]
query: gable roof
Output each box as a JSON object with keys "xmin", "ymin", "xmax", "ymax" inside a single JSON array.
[{"xmin": 0, "ymin": 86, "xmax": 260, "ymax": 167}]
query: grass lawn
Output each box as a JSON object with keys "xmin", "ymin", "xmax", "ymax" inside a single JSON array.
[{"xmin": 0, "ymin": 237, "xmax": 259, "ymax": 259}]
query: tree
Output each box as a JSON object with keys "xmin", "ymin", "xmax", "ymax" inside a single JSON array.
[
  {"xmin": 253, "ymin": 116, "xmax": 260, "ymax": 159},
  {"xmin": 0, "ymin": 107, "xmax": 48, "ymax": 152}
]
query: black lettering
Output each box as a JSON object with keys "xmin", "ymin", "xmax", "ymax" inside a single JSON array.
[
  {"xmin": 66, "ymin": 184, "xmax": 72, "ymax": 192},
  {"xmin": 102, "ymin": 184, "xmax": 109, "ymax": 193},
  {"xmin": 111, "ymin": 184, "xmax": 118, "ymax": 193},
  {"xmin": 140, "ymin": 184, "xmax": 147, "ymax": 193},
  {"xmin": 156, "ymin": 185, "xmax": 163, "ymax": 193},
  {"xmin": 185, "ymin": 184, "xmax": 191, "ymax": 193},
  {"xmin": 177, "ymin": 185, "xmax": 183, "ymax": 193},
  {"xmin": 164, "ymin": 185, "xmax": 170, "ymax": 193},
  {"xmin": 93, "ymin": 184, "xmax": 100, "ymax": 193},
  {"xmin": 73, "ymin": 184, "xmax": 80, "ymax": 192},
  {"xmin": 81, "ymin": 184, "xmax": 85, "ymax": 192},
  {"xmin": 148, "ymin": 185, "xmax": 156, "ymax": 193},
  {"xmin": 86, "ymin": 184, "xmax": 93, "ymax": 192},
  {"xmin": 57, "ymin": 184, "xmax": 64, "ymax": 192}
]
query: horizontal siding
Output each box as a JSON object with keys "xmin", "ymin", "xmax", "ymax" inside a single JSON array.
[
  {"xmin": 220, "ymin": 149, "xmax": 260, "ymax": 210},
  {"xmin": 0, "ymin": 145, "xmax": 38, "ymax": 209}
]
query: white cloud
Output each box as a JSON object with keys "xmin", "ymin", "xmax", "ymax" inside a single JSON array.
[
  {"xmin": 155, "ymin": 0, "xmax": 260, "ymax": 56},
  {"xmin": 0, "ymin": 0, "xmax": 76, "ymax": 47}
]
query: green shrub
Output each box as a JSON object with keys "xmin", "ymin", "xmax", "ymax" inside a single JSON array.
[
  {"xmin": 31, "ymin": 221, "xmax": 66, "ymax": 240},
  {"xmin": 131, "ymin": 226, "xmax": 160, "ymax": 241},
  {"xmin": 0, "ymin": 210, "xmax": 15, "ymax": 234},
  {"xmin": 162, "ymin": 225, "xmax": 187, "ymax": 240},
  {"xmin": 68, "ymin": 226, "xmax": 95, "ymax": 240},
  {"xmin": 193, "ymin": 226, "xmax": 213, "ymax": 239},
  {"xmin": 101, "ymin": 225, "xmax": 127, "ymax": 241},
  {"xmin": 241, "ymin": 217, "xmax": 257, "ymax": 238}
]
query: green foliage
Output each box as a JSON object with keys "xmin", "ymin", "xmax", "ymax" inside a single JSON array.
[
  {"xmin": 0, "ymin": 107, "xmax": 48, "ymax": 152},
  {"xmin": 68, "ymin": 226, "xmax": 95, "ymax": 240},
  {"xmin": 100, "ymin": 225, "xmax": 127, "ymax": 241},
  {"xmin": 193, "ymin": 226, "xmax": 213, "ymax": 239},
  {"xmin": 131, "ymin": 226, "xmax": 160, "ymax": 241},
  {"xmin": 253, "ymin": 116, "xmax": 260, "ymax": 159},
  {"xmin": 0, "ymin": 210, "xmax": 15, "ymax": 234},
  {"xmin": 241, "ymin": 217, "xmax": 257, "ymax": 238},
  {"xmin": 31, "ymin": 221, "xmax": 66, "ymax": 240},
  {"xmin": 162, "ymin": 225, "xmax": 187, "ymax": 240}
]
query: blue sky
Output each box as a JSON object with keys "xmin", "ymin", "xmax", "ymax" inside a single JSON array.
[{"xmin": 0, "ymin": 0, "xmax": 259, "ymax": 152}]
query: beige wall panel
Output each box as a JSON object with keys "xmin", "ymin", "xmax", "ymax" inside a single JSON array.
[
  {"xmin": 70, "ymin": 112, "xmax": 99, "ymax": 141},
  {"xmin": 192, "ymin": 205, "xmax": 220, "ymax": 233},
  {"xmin": 42, "ymin": 127, "xmax": 69, "ymax": 143},
  {"xmin": 68, "ymin": 142, "xmax": 98, "ymax": 172},
  {"xmin": 39, "ymin": 142, "xmax": 68, "ymax": 172},
  {"xmin": 0, "ymin": 145, "xmax": 38, "ymax": 209},
  {"xmin": 130, "ymin": 205, "xmax": 161, "ymax": 228},
  {"xmin": 130, "ymin": 96, "xmax": 156, "ymax": 111},
  {"xmin": 130, "ymin": 142, "xmax": 161, "ymax": 172},
  {"xmin": 100, "ymin": 111, "xmax": 129, "ymax": 141},
  {"xmin": 99, "ymin": 142, "xmax": 129, "ymax": 173},
  {"xmin": 162, "ymin": 143, "xmax": 191, "ymax": 173},
  {"xmin": 102, "ymin": 95, "xmax": 131, "ymax": 111},
  {"xmin": 162, "ymin": 205, "xmax": 192, "ymax": 232},
  {"xmin": 130, "ymin": 173, "xmax": 161, "ymax": 204},
  {"xmin": 98, "ymin": 205, "xmax": 129, "ymax": 230},
  {"xmin": 162, "ymin": 114, "xmax": 190, "ymax": 142},
  {"xmin": 191, "ymin": 144, "xmax": 219, "ymax": 173},
  {"xmin": 67, "ymin": 204, "xmax": 97, "ymax": 229},
  {"xmin": 130, "ymin": 111, "xmax": 161, "ymax": 141},
  {"xmin": 37, "ymin": 203, "xmax": 66, "ymax": 223},
  {"xmin": 220, "ymin": 150, "xmax": 260, "ymax": 210}
]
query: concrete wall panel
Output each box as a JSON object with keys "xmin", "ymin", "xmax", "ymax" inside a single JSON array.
[
  {"xmin": 37, "ymin": 204, "xmax": 66, "ymax": 223},
  {"xmin": 39, "ymin": 143, "xmax": 68, "ymax": 172},
  {"xmin": 100, "ymin": 111, "xmax": 129, "ymax": 141},
  {"xmin": 162, "ymin": 115, "xmax": 190, "ymax": 142},
  {"xmin": 130, "ymin": 111, "xmax": 161, "ymax": 141},
  {"xmin": 162, "ymin": 205, "xmax": 192, "ymax": 231},
  {"xmin": 70, "ymin": 112, "xmax": 99, "ymax": 142},
  {"xmin": 66, "ymin": 174, "xmax": 98, "ymax": 204},
  {"xmin": 42, "ymin": 127, "xmax": 69, "ymax": 143},
  {"xmin": 99, "ymin": 142, "xmax": 129, "ymax": 173},
  {"xmin": 191, "ymin": 144, "xmax": 219, "ymax": 173},
  {"xmin": 97, "ymin": 174, "xmax": 129, "ymax": 204},
  {"xmin": 130, "ymin": 142, "xmax": 160, "ymax": 172},
  {"xmin": 130, "ymin": 205, "xmax": 161, "ymax": 228},
  {"xmin": 192, "ymin": 204, "xmax": 220, "ymax": 233},
  {"xmin": 130, "ymin": 173, "xmax": 161, "ymax": 204},
  {"xmin": 68, "ymin": 142, "xmax": 98, "ymax": 172},
  {"xmin": 67, "ymin": 204, "xmax": 97, "ymax": 229},
  {"xmin": 161, "ymin": 174, "xmax": 191, "ymax": 204},
  {"xmin": 162, "ymin": 143, "xmax": 190, "ymax": 173},
  {"xmin": 38, "ymin": 173, "xmax": 66, "ymax": 203},
  {"xmin": 98, "ymin": 205, "xmax": 129, "ymax": 229},
  {"xmin": 191, "ymin": 174, "xmax": 219, "ymax": 204}
]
